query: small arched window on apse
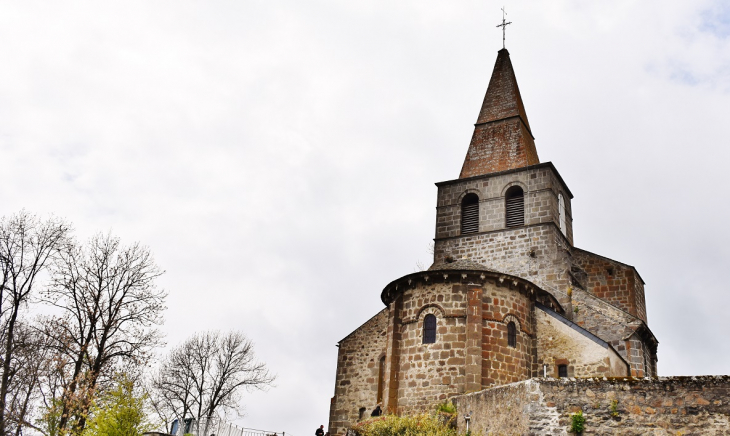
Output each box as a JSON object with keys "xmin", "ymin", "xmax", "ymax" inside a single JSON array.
[
  {"xmin": 505, "ymin": 186, "xmax": 525, "ymax": 228},
  {"xmin": 558, "ymin": 193, "xmax": 566, "ymax": 236},
  {"xmin": 460, "ymin": 194, "xmax": 479, "ymax": 235},
  {"xmin": 507, "ymin": 321, "xmax": 517, "ymax": 348},
  {"xmin": 423, "ymin": 314, "xmax": 437, "ymax": 344}
]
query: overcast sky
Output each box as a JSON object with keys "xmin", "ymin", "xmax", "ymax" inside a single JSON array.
[{"xmin": 2, "ymin": 1, "xmax": 730, "ymax": 434}]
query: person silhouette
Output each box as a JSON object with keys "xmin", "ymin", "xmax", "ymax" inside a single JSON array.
[{"xmin": 371, "ymin": 405, "xmax": 383, "ymax": 417}]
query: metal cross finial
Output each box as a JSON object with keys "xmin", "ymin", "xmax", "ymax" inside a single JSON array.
[{"xmin": 496, "ymin": 7, "xmax": 512, "ymax": 49}]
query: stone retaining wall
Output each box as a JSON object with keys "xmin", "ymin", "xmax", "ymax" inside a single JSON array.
[{"xmin": 452, "ymin": 376, "xmax": 730, "ymax": 435}]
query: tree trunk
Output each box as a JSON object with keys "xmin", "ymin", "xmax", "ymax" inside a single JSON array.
[{"xmin": 0, "ymin": 301, "xmax": 21, "ymax": 436}]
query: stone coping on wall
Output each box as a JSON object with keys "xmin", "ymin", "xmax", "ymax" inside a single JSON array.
[
  {"xmin": 452, "ymin": 375, "xmax": 730, "ymax": 399},
  {"xmin": 467, "ymin": 374, "xmax": 730, "ymax": 388}
]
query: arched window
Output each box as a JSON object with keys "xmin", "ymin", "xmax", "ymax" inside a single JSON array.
[
  {"xmin": 460, "ymin": 194, "xmax": 479, "ymax": 235},
  {"xmin": 423, "ymin": 314, "xmax": 437, "ymax": 344},
  {"xmin": 505, "ymin": 186, "xmax": 524, "ymax": 227},
  {"xmin": 558, "ymin": 193, "xmax": 566, "ymax": 235},
  {"xmin": 558, "ymin": 364, "xmax": 568, "ymax": 378},
  {"xmin": 507, "ymin": 321, "xmax": 517, "ymax": 347},
  {"xmin": 377, "ymin": 356, "xmax": 385, "ymax": 403}
]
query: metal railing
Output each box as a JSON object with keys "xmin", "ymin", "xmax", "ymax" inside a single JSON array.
[{"xmin": 171, "ymin": 417, "xmax": 288, "ymax": 436}]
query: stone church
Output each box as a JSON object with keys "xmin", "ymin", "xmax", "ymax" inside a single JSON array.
[{"xmin": 327, "ymin": 49, "xmax": 660, "ymax": 435}]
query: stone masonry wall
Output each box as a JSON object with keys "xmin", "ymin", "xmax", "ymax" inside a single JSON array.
[
  {"xmin": 395, "ymin": 282, "xmax": 468, "ymax": 413},
  {"xmin": 453, "ymin": 376, "xmax": 730, "ymax": 436},
  {"xmin": 328, "ymin": 309, "xmax": 389, "ymax": 436},
  {"xmin": 573, "ymin": 249, "xmax": 647, "ymax": 322},
  {"xmin": 480, "ymin": 284, "xmax": 534, "ymax": 388},
  {"xmin": 434, "ymin": 224, "xmax": 572, "ymax": 306},
  {"xmin": 535, "ymin": 307, "xmax": 628, "ymax": 379},
  {"xmin": 386, "ymin": 279, "xmax": 538, "ymax": 415},
  {"xmin": 436, "ymin": 164, "xmax": 573, "ymax": 246},
  {"xmin": 433, "ymin": 164, "xmax": 574, "ymax": 312},
  {"xmin": 570, "ymin": 287, "xmax": 655, "ymax": 377}
]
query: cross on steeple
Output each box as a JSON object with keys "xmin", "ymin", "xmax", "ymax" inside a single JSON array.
[{"xmin": 496, "ymin": 7, "xmax": 512, "ymax": 49}]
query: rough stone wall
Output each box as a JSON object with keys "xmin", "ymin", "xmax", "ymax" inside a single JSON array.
[
  {"xmin": 434, "ymin": 223, "xmax": 574, "ymax": 319},
  {"xmin": 625, "ymin": 333, "xmax": 658, "ymax": 378},
  {"xmin": 433, "ymin": 165, "xmax": 575, "ymax": 318},
  {"xmin": 452, "ymin": 378, "xmax": 536, "ymax": 435},
  {"xmin": 385, "ymin": 280, "xmax": 537, "ymax": 414},
  {"xmin": 570, "ymin": 288, "xmax": 636, "ymax": 347},
  {"xmin": 453, "ymin": 377, "xmax": 730, "ymax": 436},
  {"xmin": 570, "ymin": 287, "xmax": 655, "ymax": 377},
  {"xmin": 436, "ymin": 164, "xmax": 573, "ymax": 246},
  {"xmin": 328, "ymin": 309, "xmax": 389, "ymax": 436},
  {"xmin": 535, "ymin": 308, "xmax": 628, "ymax": 378},
  {"xmin": 382, "ymin": 297, "xmax": 402, "ymax": 415},
  {"xmin": 480, "ymin": 284, "xmax": 533, "ymax": 388},
  {"xmin": 634, "ymin": 274, "xmax": 647, "ymax": 323},
  {"xmin": 394, "ymin": 282, "xmax": 468, "ymax": 413},
  {"xmin": 573, "ymin": 249, "xmax": 647, "ymax": 322}
]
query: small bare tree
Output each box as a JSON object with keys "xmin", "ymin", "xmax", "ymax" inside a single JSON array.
[
  {"xmin": 2, "ymin": 320, "xmax": 58, "ymax": 436},
  {"xmin": 0, "ymin": 211, "xmax": 71, "ymax": 435},
  {"xmin": 150, "ymin": 331, "xmax": 274, "ymax": 433},
  {"xmin": 149, "ymin": 346, "xmax": 198, "ymax": 433},
  {"xmin": 43, "ymin": 232, "xmax": 166, "ymax": 434}
]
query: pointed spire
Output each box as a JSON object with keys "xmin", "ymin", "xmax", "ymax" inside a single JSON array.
[{"xmin": 459, "ymin": 49, "xmax": 539, "ymax": 179}]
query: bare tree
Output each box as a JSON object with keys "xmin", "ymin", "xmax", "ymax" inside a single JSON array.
[
  {"xmin": 0, "ymin": 211, "xmax": 71, "ymax": 435},
  {"xmin": 42, "ymin": 232, "xmax": 166, "ymax": 434},
  {"xmin": 2, "ymin": 320, "xmax": 58, "ymax": 436},
  {"xmin": 150, "ymin": 331, "xmax": 274, "ymax": 433},
  {"xmin": 149, "ymin": 345, "xmax": 198, "ymax": 433}
]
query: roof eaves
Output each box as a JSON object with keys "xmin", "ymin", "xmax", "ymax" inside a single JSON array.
[{"xmin": 436, "ymin": 161, "xmax": 574, "ymax": 199}]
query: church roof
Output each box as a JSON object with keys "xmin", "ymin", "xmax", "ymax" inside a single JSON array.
[
  {"xmin": 428, "ymin": 259, "xmax": 498, "ymax": 272},
  {"xmin": 380, "ymin": 265, "xmax": 564, "ymax": 313},
  {"xmin": 459, "ymin": 49, "xmax": 540, "ymax": 178}
]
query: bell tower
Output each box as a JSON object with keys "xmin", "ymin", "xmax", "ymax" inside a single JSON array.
[{"xmin": 432, "ymin": 49, "xmax": 574, "ymax": 301}]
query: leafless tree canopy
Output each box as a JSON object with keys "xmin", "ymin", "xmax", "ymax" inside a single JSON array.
[
  {"xmin": 1, "ymin": 212, "xmax": 273, "ymax": 436},
  {"xmin": 2, "ymin": 321, "xmax": 58, "ymax": 436},
  {"xmin": 150, "ymin": 331, "xmax": 275, "ymax": 432},
  {"xmin": 0, "ymin": 211, "xmax": 71, "ymax": 436},
  {"xmin": 42, "ymin": 232, "xmax": 167, "ymax": 433}
]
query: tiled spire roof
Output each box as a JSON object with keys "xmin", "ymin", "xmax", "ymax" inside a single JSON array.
[{"xmin": 459, "ymin": 49, "xmax": 540, "ymax": 178}]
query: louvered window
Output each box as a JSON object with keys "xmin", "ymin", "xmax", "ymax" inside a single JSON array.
[
  {"xmin": 505, "ymin": 186, "xmax": 524, "ymax": 228},
  {"xmin": 460, "ymin": 194, "xmax": 479, "ymax": 235},
  {"xmin": 507, "ymin": 322, "xmax": 517, "ymax": 348},
  {"xmin": 423, "ymin": 314, "xmax": 437, "ymax": 344}
]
